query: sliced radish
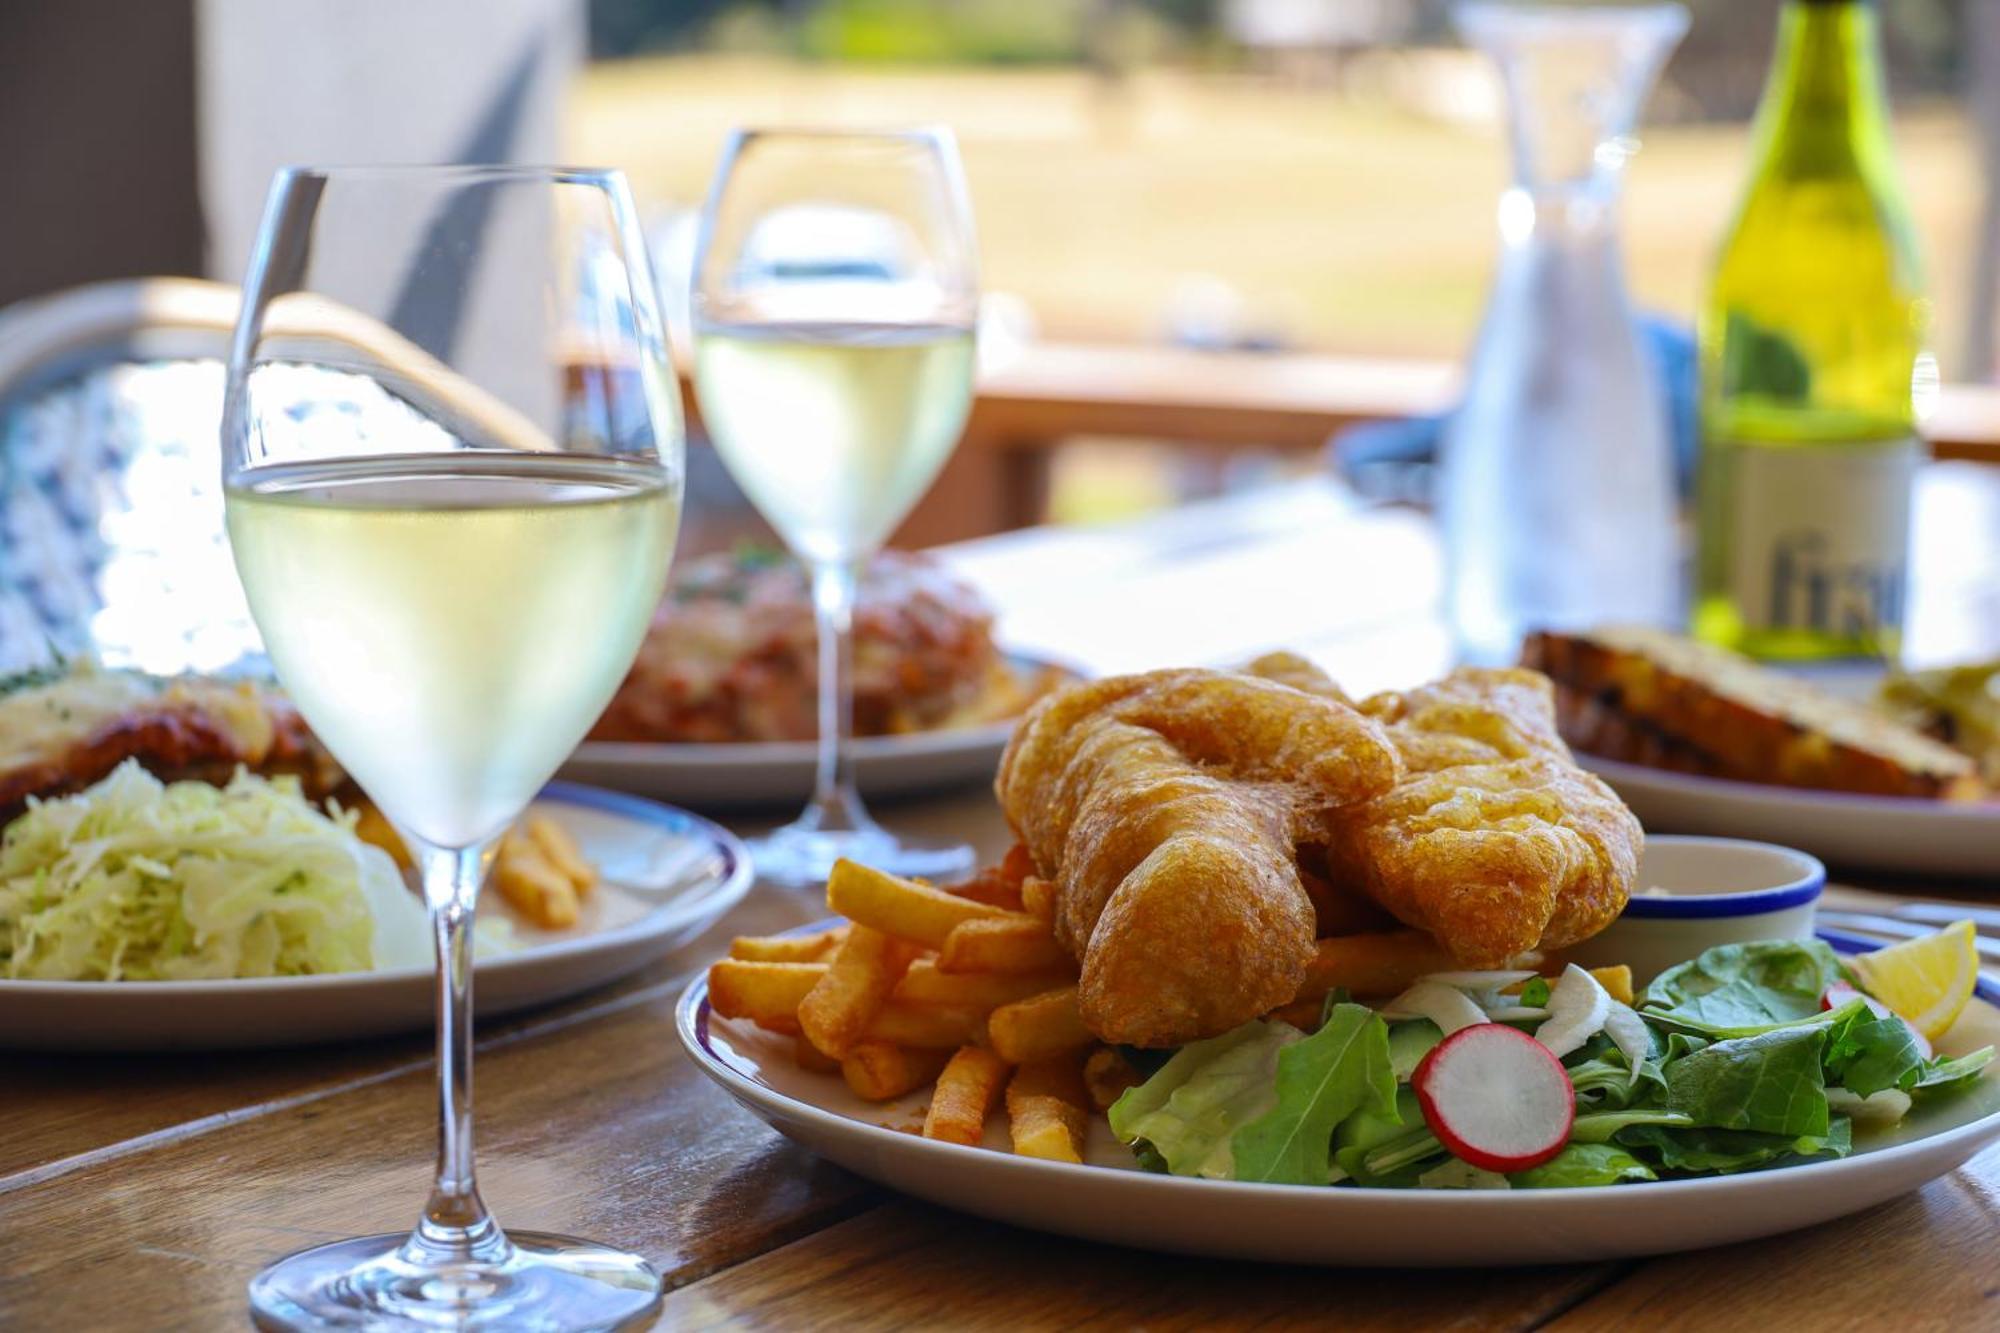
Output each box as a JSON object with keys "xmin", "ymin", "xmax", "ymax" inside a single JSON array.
[
  {"xmin": 1485, "ymin": 1006, "xmax": 1551, "ymax": 1023},
  {"xmin": 1381, "ymin": 980, "xmax": 1490, "ymax": 1034},
  {"xmin": 1413, "ymin": 1023, "xmax": 1575, "ymax": 1174},
  {"xmin": 1534, "ymin": 964, "xmax": 1613, "ymax": 1058},
  {"xmin": 1824, "ymin": 982, "xmax": 1932, "ymax": 1059}
]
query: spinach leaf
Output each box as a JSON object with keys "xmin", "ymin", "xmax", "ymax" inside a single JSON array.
[
  {"xmin": 1230, "ymin": 1003, "xmax": 1396, "ymax": 1186},
  {"xmin": 1665, "ymin": 1024, "xmax": 1830, "ymax": 1137},
  {"xmin": 1642, "ymin": 939, "xmax": 1847, "ymax": 1038},
  {"xmin": 1616, "ymin": 1118, "xmax": 1851, "ymax": 1173},
  {"xmin": 1825, "ymin": 1013, "xmax": 1926, "ymax": 1098},
  {"xmin": 1509, "ymin": 1143, "xmax": 1656, "ymax": 1188},
  {"xmin": 1914, "ymin": 1047, "xmax": 1997, "ymax": 1093}
]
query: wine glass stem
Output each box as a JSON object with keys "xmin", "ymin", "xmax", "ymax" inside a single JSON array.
[
  {"xmin": 409, "ymin": 841, "xmax": 504, "ymax": 1264},
  {"xmin": 806, "ymin": 557, "xmax": 871, "ymax": 833}
]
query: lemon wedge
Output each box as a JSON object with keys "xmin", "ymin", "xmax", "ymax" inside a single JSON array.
[{"xmin": 1849, "ymin": 921, "xmax": 1981, "ymax": 1041}]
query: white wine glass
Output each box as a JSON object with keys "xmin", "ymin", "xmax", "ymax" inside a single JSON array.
[
  {"xmin": 223, "ymin": 166, "xmax": 683, "ymax": 1331},
  {"xmin": 692, "ymin": 127, "xmax": 979, "ymax": 886}
]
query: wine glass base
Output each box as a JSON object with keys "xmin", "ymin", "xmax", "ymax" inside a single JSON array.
[
  {"xmin": 248, "ymin": 1231, "xmax": 662, "ymax": 1332},
  {"xmin": 749, "ymin": 822, "xmax": 975, "ymax": 887}
]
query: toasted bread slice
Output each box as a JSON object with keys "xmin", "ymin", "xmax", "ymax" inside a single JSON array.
[{"xmin": 1523, "ymin": 627, "xmax": 1984, "ymax": 801}]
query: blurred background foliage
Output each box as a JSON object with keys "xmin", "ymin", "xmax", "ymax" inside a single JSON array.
[{"xmin": 589, "ymin": 0, "xmax": 1968, "ymax": 116}]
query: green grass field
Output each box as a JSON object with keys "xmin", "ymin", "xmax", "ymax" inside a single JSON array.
[{"xmin": 574, "ymin": 56, "xmax": 1984, "ymax": 369}]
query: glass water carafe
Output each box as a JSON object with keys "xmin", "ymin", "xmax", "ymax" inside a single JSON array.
[{"xmin": 1441, "ymin": 3, "xmax": 1689, "ymax": 665}]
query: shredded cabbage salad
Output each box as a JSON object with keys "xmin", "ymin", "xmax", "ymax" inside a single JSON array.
[{"xmin": 0, "ymin": 760, "xmax": 429, "ymax": 980}]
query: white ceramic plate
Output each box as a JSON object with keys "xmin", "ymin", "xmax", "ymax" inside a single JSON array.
[
  {"xmin": 560, "ymin": 654, "xmax": 1073, "ymax": 809},
  {"xmin": 1579, "ymin": 754, "xmax": 2000, "ymax": 879},
  {"xmin": 0, "ymin": 784, "xmax": 751, "ymax": 1051},
  {"xmin": 677, "ymin": 929, "xmax": 2000, "ymax": 1267}
]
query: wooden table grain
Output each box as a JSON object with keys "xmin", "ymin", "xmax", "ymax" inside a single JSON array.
[{"xmin": 4, "ymin": 479, "xmax": 1997, "ymax": 1331}]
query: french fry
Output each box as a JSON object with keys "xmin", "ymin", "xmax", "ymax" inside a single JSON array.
[
  {"xmin": 1019, "ymin": 876, "xmax": 1056, "ymax": 921},
  {"xmin": 1001, "ymin": 842, "xmax": 1035, "ymax": 885},
  {"xmin": 1298, "ymin": 932, "xmax": 1466, "ymax": 1001},
  {"xmin": 893, "ymin": 959, "xmax": 1075, "ymax": 1011},
  {"xmin": 799, "ymin": 925, "xmax": 916, "ymax": 1059},
  {"xmin": 827, "ymin": 859, "xmax": 1008, "ymax": 948},
  {"xmin": 987, "ymin": 985, "xmax": 1092, "ymax": 1064},
  {"xmin": 1299, "ymin": 867, "xmax": 1395, "ymax": 937},
  {"xmin": 924, "ymin": 1045, "xmax": 1010, "ymax": 1145},
  {"xmin": 1082, "ymin": 1047, "xmax": 1142, "ymax": 1112},
  {"xmin": 949, "ymin": 862, "xmax": 1027, "ymax": 911},
  {"xmin": 756, "ymin": 1015, "xmax": 801, "ymax": 1036},
  {"xmin": 525, "ymin": 814, "xmax": 595, "ymax": 895},
  {"xmin": 729, "ymin": 927, "xmax": 846, "ymax": 963},
  {"xmin": 1589, "ymin": 964, "xmax": 1635, "ymax": 1006},
  {"xmin": 1269, "ymin": 997, "xmax": 1325, "ymax": 1031},
  {"xmin": 841, "ymin": 1042, "xmax": 951, "ymax": 1102},
  {"xmin": 493, "ymin": 832, "xmax": 581, "ymax": 929},
  {"xmin": 865, "ymin": 1002, "xmax": 986, "ymax": 1048},
  {"xmin": 1006, "ymin": 1054, "xmax": 1089, "ymax": 1162},
  {"xmin": 937, "ymin": 915, "xmax": 1072, "ymax": 975},
  {"xmin": 708, "ymin": 960, "xmax": 826, "ymax": 1024},
  {"xmin": 794, "ymin": 1034, "xmax": 841, "ymax": 1075},
  {"xmin": 350, "ymin": 801, "xmax": 413, "ymax": 871}
]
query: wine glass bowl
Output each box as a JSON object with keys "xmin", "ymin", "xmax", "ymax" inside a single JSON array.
[
  {"xmin": 225, "ymin": 166, "xmax": 679, "ymax": 1332},
  {"xmin": 692, "ymin": 128, "xmax": 980, "ymax": 886}
]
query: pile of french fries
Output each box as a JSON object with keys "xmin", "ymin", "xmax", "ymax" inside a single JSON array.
[
  {"xmin": 707, "ymin": 847, "xmax": 1641, "ymax": 1163},
  {"xmin": 709, "ymin": 848, "xmax": 1127, "ymax": 1160},
  {"xmin": 354, "ymin": 803, "xmax": 600, "ymax": 930}
]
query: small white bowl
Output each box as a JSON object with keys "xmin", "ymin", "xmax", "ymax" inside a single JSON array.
[{"xmin": 1563, "ymin": 834, "xmax": 1826, "ymax": 985}]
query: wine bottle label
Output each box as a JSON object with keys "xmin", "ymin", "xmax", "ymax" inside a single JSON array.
[{"xmin": 1721, "ymin": 437, "xmax": 1917, "ymax": 638}]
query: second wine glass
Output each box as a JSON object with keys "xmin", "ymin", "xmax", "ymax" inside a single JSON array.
[{"xmin": 692, "ymin": 128, "xmax": 980, "ymax": 886}]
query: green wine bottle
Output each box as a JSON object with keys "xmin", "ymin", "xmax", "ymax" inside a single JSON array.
[{"xmin": 1694, "ymin": 0, "xmax": 1933, "ymax": 661}]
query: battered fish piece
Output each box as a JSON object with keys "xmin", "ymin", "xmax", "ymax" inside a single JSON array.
[
  {"xmin": 996, "ymin": 669, "xmax": 1401, "ymax": 1047},
  {"xmin": 1320, "ymin": 668, "xmax": 1641, "ymax": 967}
]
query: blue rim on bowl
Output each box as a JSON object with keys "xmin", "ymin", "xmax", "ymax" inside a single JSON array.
[{"xmin": 1623, "ymin": 834, "xmax": 1826, "ymax": 920}]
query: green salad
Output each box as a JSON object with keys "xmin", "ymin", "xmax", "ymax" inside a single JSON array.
[{"xmin": 1108, "ymin": 940, "xmax": 1994, "ymax": 1189}]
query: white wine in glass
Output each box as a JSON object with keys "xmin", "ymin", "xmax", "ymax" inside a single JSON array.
[
  {"xmin": 226, "ymin": 166, "xmax": 681, "ymax": 1332},
  {"xmin": 695, "ymin": 322, "xmax": 973, "ymax": 565},
  {"xmin": 229, "ymin": 454, "xmax": 680, "ymax": 849},
  {"xmin": 693, "ymin": 129, "xmax": 980, "ymax": 886}
]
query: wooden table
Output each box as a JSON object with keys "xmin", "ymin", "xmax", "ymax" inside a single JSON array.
[{"xmin": 5, "ymin": 473, "xmax": 1998, "ymax": 1330}]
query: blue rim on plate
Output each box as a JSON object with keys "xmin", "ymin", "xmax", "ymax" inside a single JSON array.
[{"xmin": 1623, "ymin": 836, "xmax": 1827, "ymax": 920}]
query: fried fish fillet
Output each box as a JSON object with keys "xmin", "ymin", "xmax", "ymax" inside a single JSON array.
[
  {"xmin": 996, "ymin": 668, "xmax": 1402, "ymax": 1047},
  {"xmin": 1318, "ymin": 668, "xmax": 1641, "ymax": 967}
]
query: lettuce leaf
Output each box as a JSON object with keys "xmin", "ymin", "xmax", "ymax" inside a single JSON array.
[
  {"xmin": 1665, "ymin": 1023, "xmax": 1830, "ymax": 1136},
  {"xmin": 1642, "ymin": 939, "xmax": 1847, "ymax": 1038},
  {"xmin": 1230, "ymin": 1003, "xmax": 1396, "ymax": 1185},
  {"xmin": 1509, "ymin": 1143, "xmax": 1656, "ymax": 1188},
  {"xmin": 1107, "ymin": 1020, "xmax": 1300, "ymax": 1179}
]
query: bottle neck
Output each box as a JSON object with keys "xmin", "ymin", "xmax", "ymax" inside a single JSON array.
[{"xmin": 1754, "ymin": 0, "xmax": 1893, "ymax": 175}]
